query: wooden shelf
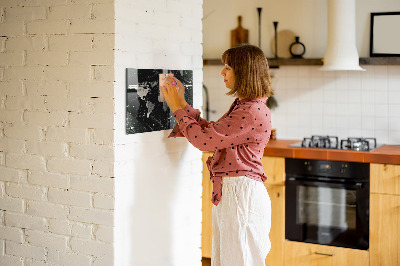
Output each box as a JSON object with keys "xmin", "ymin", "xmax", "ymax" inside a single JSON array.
[
  {"xmin": 203, "ymin": 57, "xmax": 400, "ymax": 67},
  {"xmin": 359, "ymin": 57, "xmax": 400, "ymax": 65},
  {"xmin": 203, "ymin": 58, "xmax": 323, "ymax": 67},
  {"xmin": 268, "ymin": 58, "xmax": 323, "ymax": 67},
  {"xmin": 202, "ymin": 59, "xmax": 223, "ymax": 66}
]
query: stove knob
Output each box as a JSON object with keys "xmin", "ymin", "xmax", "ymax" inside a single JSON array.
[
  {"xmin": 340, "ymin": 164, "xmax": 347, "ymax": 174},
  {"xmin": 305, "ymin": 162, "xmax": 312, "ymax": 171}
]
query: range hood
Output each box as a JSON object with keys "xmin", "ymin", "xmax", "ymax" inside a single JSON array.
[{"xmin": 320, "ymin": 0, "xmax": 365, "ymax": 71}]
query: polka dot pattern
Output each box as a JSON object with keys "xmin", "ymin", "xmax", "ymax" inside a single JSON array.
[{"xmin": 168, "ymin": 97, "xmax": 272, "ymax": 206}]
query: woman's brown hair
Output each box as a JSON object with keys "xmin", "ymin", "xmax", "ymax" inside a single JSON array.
[{"xmin": 221, "ymin": 44, "xmax": 273, "ymax": 99}]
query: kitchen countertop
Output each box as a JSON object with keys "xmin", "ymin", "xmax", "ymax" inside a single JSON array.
[{"xmin": 263, "ymin": 139, "xmax": 400, "ymax": 165}]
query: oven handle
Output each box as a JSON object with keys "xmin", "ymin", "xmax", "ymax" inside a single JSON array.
[{"xmin": 286, "ymin": 177, "xmax": 364, "ymax": 189}]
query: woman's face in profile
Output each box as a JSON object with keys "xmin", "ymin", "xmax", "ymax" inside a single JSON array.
[{"xmin": 221, "ymin": 64, "xmax": 235, "ymax": 89}]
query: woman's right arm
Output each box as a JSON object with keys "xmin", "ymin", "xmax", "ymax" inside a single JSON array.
[
  {"xmin": 169, "ymin": 103, "xmax": 210, "ymax": 138},
  {"xmin": 171, "ymin": 105, "xmax": 257, "ymax": 152},
  {"xmin": 167, "ymin": 76, "xmax": 210, "ymax": 137},
  {"xmin": 182, "ymin": 104, "xmax": 210, "ymax": 128}
]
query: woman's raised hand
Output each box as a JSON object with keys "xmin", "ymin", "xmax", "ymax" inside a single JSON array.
[
  {"xmin": 161, "ymin": 76, "xmax": 185, "ymax": 113},
  {"xmin": 170, "ymin": 76, "xmax": 187, "ymax": 108}
]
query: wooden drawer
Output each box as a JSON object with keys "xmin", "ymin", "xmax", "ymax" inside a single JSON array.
[
  {"xmin": 370, "ymin": 163, "xmax": 400, "ymax": 196},
  {"xmin": 284, "ymin": 241, "xmax": 369, "ymax": 266}
]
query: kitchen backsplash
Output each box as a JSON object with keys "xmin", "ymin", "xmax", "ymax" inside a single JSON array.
[{"xmin": 203, "ymin": 65, "xmax": 400, "ymax": 144}]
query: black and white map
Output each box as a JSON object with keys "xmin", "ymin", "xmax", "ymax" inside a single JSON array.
[{"xmin": 126, "ymin": 68, "xmax": 193, "ymax": 134}]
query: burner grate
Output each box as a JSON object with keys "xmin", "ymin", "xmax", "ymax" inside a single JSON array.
[
  {"xmin": 296, "ymin": 136, "xmax": 378, "ymax": 151},
  {"xmin": 301, "ymin": 135, "xmax": 339, "ymax": 149},
  {"xmin": 340, "ymin": 137, "xmax": 377, "ymax": 151}
]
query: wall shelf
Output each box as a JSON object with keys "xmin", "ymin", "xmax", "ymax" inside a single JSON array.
[
  {"xmin": 203, "ymin": 58, "xmax": 323, "ymax": 67},
  {"xmin": 359, "ymin": 57, "xmax": 400, "ymax": 65},
  {"xmin": 203, "ymin": 57, "xmax": 400, "ymax": 67},
  {"xmin": 268, "ymin": 58, "xmax": 323, "ymax": 67}
]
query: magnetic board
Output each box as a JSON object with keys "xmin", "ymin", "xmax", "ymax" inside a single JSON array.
[{"xmin": 126, "ymin": 68, "xmax": 193, "ymax": 134}]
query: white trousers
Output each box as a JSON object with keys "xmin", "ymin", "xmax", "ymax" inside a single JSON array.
[{"xmin": 212, "ymin": 176, "xmax": 271, "ymax": 266}]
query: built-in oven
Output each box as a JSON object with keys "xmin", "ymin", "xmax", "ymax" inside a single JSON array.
[{"xmin": 285, "ymin": 158, "xmax": 369, "ymax": 250}]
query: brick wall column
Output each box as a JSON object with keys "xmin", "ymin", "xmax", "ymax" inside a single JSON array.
[{"xmin": 0, "ymin": 1, "xmax": 115, "ymax": 265}]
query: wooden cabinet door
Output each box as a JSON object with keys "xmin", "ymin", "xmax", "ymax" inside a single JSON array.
[
  {"xmin": 262, "ymin": 156, "xmax": 285, "ymax": 265},
  {"xmin": 370, "ymin": 193, "xmax": 400, "ymax": 266},
  {"xmin": 201, "ymin": 152, "xmax": 213, "ymax": 258},
  {"xmin": 262, "ymin": 156, "xmax": 285, "ymax": 186},
  {"xmin": 370, "ymin": 163, "xmax": 400, "ymax": 195},
  {"xmin": 264, "ymin": 184, "xmax": 284, "ymax": 266},
  {"xmin": 284, "ymin": 241, "xmax": 369, "ymax": 266}
]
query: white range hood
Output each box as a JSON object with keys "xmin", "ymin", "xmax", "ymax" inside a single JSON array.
[{"xmin": 320, "ymin": 0, "xmax": 365, "ymax": 71}]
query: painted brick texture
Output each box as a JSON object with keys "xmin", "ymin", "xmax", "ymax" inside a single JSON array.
[
  {"xmin": 113, "ymin": 0, "xmax": 203, "ymax": 265},
  {"xmin": 1, "ymin": 0, "xmax": 204, "ymax": 265},
  {"xmin": 0, "ymin": 0, "xmax": 115, "ymax": 265}
]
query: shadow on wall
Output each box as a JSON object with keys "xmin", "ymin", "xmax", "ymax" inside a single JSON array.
[{"xmin": 128, "ymin": 130, "xmax": 190, "ymax": 265}]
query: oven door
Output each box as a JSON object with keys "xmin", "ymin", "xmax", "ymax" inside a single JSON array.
[{"xmin": 285, "ymin": 177, "xmax": 369, "ymax": 250}]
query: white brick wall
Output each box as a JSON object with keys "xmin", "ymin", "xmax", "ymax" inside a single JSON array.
[
  {"xmin": 1, "ymin": 0, "xmax": 204, "ymax": 264},
  {"xmin": 27, "ymin": 200, "xmax": 69, "ymax": 220},
  {"xmin": 47, "ymin": 250, "xmax": 92, "ymax": 266},
  {"xmin": 114, "ymin": 0, "xmax": 203, "ymax": 265},
  {"xmin": 6, "ymin": 241, "xmax": 47, "ymax": 261},
  {"xmin": 0, "ymin": 0, "xmax": 115, "ymax": 265},
  {"xmin": 0, "ymin": 225, "xmax": 24, "ymax": 243},
  {"xmin": 5, "ymin": 213, "xmax": 48, "ymax": 231}
]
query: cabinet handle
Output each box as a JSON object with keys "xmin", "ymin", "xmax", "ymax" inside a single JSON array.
[{"xmin": 314, "ymin": 252, "xmax": 335, "ymax": 257}]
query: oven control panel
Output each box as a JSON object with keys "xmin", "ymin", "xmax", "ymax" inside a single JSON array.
[
  {"xmin": 286, "ymin": 158, "xmax": 369, "ymax": 180},
  {"xmin": 318, "ymin": 162, "xmax": 331, "ymax": 173}
]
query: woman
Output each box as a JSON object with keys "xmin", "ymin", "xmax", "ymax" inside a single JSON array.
[{"xmin": 162, "ymin": 44, "xmax": 273, "ymax": 266}]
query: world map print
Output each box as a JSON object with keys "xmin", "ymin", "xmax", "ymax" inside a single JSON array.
[{"xmin": 126, "ymin": 68, "xmax": 193, "ymax": 134}]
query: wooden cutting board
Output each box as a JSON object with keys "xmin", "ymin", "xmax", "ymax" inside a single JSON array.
[
  {"xmin": 231, "ymin": 16, "xmax": 249, "ymax": 48},
  {"xmin": 270, "ymin": 29, "xmax": 296, "ymax": 58}
]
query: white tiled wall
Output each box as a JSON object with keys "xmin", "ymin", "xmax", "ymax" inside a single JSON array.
[{"xmin": 203, "ymin": 65, "xmax": 400, "ymax": 144}]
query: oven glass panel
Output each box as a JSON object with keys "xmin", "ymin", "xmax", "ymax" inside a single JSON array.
[{"xmin": 297, "ymin": 186, "xmax": 357, "ymax": 230}]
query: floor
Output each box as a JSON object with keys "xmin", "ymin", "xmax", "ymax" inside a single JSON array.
[{"xmin": 202, "ymin": 257, "xmax": 211, "ymax": 266}]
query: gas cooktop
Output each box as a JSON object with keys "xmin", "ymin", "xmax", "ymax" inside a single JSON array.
[{"xmin": 289, "ymin": 135, "xmax": 383, "ymax": 151}]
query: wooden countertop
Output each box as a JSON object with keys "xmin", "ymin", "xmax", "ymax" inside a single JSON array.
[{"xmin": 263, "ymin": 139, "xmax": 400, "ymax": 165}]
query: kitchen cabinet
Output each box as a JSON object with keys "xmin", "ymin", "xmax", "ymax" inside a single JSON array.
[
  {"xmin": 202, "ymin": 156, "xmax": 400, "ymax": 265},
  {"xmin": 201, "ymin": 153, "xmax": 286, "ymax": 266},
  {"xmin": 370, "ymin": 163, "xmax": 400, "ymax": 266},
  {"xmin": 370, "ymin": 193, "xmax": 400, "ymax": 266},
  {"xmin": 284, "ymin": 241, "xmax": 369, "ymax": 266},
  {"xmin": 261, "ymin": 156, "xmax": 285, "ymax": 186},
  {"xmin": 261, "ymin": 156, "xmax": 285, "ymax": 266},
  {"xmin": 201, "ymin": 152, "xmax": 213, "ymax": 258},
  {"xmin": 264, "ymin": 184, "xmax": 284, "ymax": 265},
  {"xmin": 370, "ymin": 163, "xmax": 400, "ymax": 195}
]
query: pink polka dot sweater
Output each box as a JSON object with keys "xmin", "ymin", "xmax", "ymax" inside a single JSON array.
[{"xmin": 169, "ymin": 97, "xmax": 272, "ymax": 206}]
